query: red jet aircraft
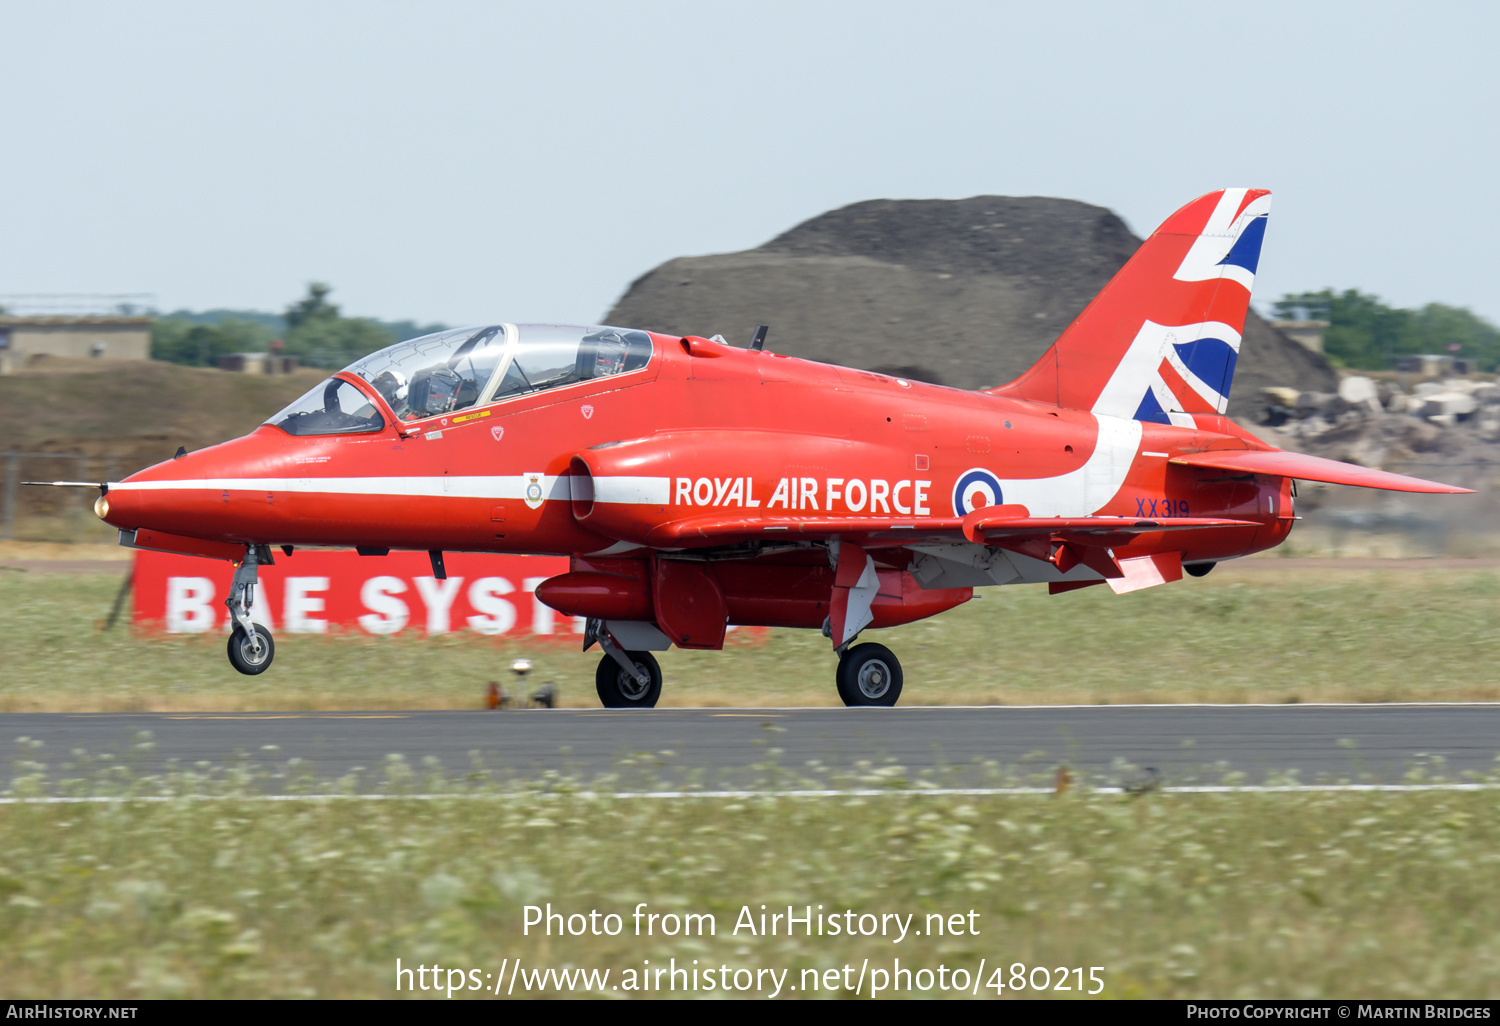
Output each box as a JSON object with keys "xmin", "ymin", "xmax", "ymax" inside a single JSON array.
[{"xmin": 70, "ymin": 188, "xmax": 1470, "ymax": 707}]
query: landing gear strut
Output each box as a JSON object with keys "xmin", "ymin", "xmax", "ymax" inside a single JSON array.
[
  {"xmin": 836, "ymin": 642, "xmax": 903, "ymax": 707},
  {"xmin": 225, "ymin": 547, "xmax": 275, "ymax": 675},
  {"xmin": 585, "ymin": 619, "xmax": 663, "ymax": 708}
]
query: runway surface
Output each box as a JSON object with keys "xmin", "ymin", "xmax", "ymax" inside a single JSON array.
[{"xmin": 5, "ymin": 704, "xmax": 1498, "ymax": 791}]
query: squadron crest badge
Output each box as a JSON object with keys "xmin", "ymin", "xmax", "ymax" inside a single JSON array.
[{"xmin": 523, "ymin": 472, "xmax": 546, "ymax": 509}]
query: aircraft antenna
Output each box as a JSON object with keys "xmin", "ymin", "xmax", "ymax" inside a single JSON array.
[{"xmin": 749, "ymin": 325, "xmax": 769, "ymax": 350}]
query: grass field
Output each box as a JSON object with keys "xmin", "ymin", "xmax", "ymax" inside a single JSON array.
[
  {"xmin": 2, "ymin": 561, "xmax": 1499, "ymax": 711},
  {"xmin": 1, "ymin": 773, "xmax": 1497, "ymax": 999},
  {"xmin": 6, "ymin": 561, "xmax": 1500, "ymax": 1000}
]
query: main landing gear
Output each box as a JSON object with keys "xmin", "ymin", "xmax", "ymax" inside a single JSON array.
[
  {"xmin": 595, "ymin": 650, "xmax": 662, "ymax": 708},
  {"xmin": 585, "ymin": 619, "xmax": 662, "ymax": 708},
  {"xmin": 836, "ymin": 642, "xmax": 903, "ymax": 707},
  {"xmin": 226, "ymin": 547, "xmax": 275, "ymax": 675},
  {"xmin": 579, "ymin": 618, "xmax": 905, "ymax": 709}
]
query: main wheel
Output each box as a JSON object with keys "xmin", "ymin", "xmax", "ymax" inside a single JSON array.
[
  {"xmin": 227, "ymin": 624, "xmax": 275, "ymax": 675},
  {"xmin": 595, "ymin": 651, "xmax": 662, "ymax": 708},
  {"xmin": 836, "ymin": 642, "xmax": 903, "ymax": 707}
]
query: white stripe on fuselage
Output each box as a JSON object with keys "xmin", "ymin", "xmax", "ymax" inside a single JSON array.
[
  {"xmin": 110, "ymin": 475, "xmax": 671, "ymax": 504},
  {"xmin": 993, "ymin": 414, "xmax": 1142, "ymax": 517},
  {"xmin": 114, "ymin": 429, "xmax": 1137, "ymax": 519}
]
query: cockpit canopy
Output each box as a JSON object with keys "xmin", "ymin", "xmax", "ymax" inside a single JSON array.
[{"xmin": 266, "ymin": 323, "xmax": 652, "ymax": 436}]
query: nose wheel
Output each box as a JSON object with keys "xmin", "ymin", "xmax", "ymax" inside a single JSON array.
[
  {"xmin": 228, "ymin": 624, "xmax": 275, "ymax": 675},
  {"xmin": 836, "ymin": 642, "xmax": 903, "ymax": 707}
]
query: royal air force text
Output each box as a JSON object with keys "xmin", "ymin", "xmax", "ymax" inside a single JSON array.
[{"xmin": 674, "ymin": 477, "xmax": 931, "ymax": 515}]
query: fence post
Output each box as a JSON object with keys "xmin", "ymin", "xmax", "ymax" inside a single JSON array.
[{"xmin": 2, "ymin": 451, "xmax": 17, "ymax": 540}]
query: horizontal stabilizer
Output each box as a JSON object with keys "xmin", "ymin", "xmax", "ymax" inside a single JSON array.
[{"xmin": 1169, "ymin": 450, "xmax": 1473, "ymax": 494}]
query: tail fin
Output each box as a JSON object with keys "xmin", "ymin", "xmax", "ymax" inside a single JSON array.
[{"xmin": 990, "ymin": 188, "xmax": 1270, "ymax": 426}]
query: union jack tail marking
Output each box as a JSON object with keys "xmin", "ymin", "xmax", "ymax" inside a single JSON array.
[{"xmin": 990, "ymin": 188, "xmax": 1270, "ymax": 427}]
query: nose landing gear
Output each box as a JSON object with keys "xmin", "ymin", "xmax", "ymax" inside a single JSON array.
[{"xmin": 225, "ymin": 547, "xmax": 275, "ymax": 675}]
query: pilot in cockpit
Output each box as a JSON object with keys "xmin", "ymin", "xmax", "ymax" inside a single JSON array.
[
  {"xmin": 370, "ymin": 370, "xmax": 407, "ymax": 413},
  {"xmin": 580, "ymin": 329, "xmax": 634, "ymax": 380}
]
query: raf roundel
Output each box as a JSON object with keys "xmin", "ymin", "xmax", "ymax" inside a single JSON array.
[{"xmin": 953, "ymin": 468, "xmax": 1003, "ymax": 516}]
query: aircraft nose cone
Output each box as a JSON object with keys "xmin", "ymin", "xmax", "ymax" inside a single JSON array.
[
  {"xmin": 100, "ymin": 431, "xmax": 292, "ymax": 541},
  {"xmin": 97, "ymin": 479, "xmax": 146, "ymax": 532}
]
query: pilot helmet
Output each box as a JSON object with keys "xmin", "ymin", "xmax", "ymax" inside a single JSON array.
[{"xmin": 371, "ymin": 370, "xmax": 407, "ymax": 407}]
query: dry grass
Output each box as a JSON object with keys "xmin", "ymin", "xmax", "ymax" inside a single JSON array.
[{"xmin": 1, "ymin": 772, "xmax": 1497, "ymax": 998}]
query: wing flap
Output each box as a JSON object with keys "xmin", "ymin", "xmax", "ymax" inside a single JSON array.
[{"xmin": 1169, "ymin": 449, "xmax": 1473, "ymax": 493}]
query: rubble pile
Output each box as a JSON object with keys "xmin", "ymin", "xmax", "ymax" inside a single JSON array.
[
  {"xmin": 1255, "ymin": 375, "xmax": 1500, "ymax": 489},
  {"xmin": 606, "ymin": 195, "xmax": 1336, "ymax": 404}
]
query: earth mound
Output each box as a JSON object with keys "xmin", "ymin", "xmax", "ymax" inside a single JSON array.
[{"xmin": 606, "ymin": 195, "xmax": 1335, "ymax": 406}]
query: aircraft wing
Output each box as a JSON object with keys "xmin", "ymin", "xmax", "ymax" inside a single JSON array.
[
  {"xmin": 958, "ymin": 511, "xmax": 1260, "ymax": 544},
  {"xmin": 644, "ymin": 514, "xmax": 965, "ymax": 547},
  {"xmin": 1169, "ymin": 449, "xmax": 1473, "ymax": 493},
  {"xmin": 639, "ymin": 511, "xmax": 1257, "ymax": 548}
]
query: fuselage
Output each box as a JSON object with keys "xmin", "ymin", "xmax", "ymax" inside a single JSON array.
[{"xmin": 101, "ymin": 328, "xmax": 1292, "ymax": 568}]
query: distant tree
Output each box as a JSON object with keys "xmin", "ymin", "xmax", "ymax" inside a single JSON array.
[
  {"xmin": 280, "ymin": 282, "xmax": 409, "ymax": 368},
  {"xmin": 150, "ymin": 317, "xmax": 276, "ymax": 366},
  {"xmin": 1413, "ymin": 303, "xmax": 1500, "ymax": 368},
  {"xmin": 1273, "ymin": 289, "xmax": 1500, "ymax": 371},
  {"xmin": 150, "ymin": 284, "xmax": 449, "ymax": 368},
  {"xmin": 283, "ymin": 315, "xmax": 400, "ymax": 367},
  {"xmin": 157, "ymin": 308, "xmax": 286, "ymax": 332},
  {"xmin": 379, "ymin": 319, "xmax": 451, "ymax": 341},
  {"xmin": 284, "ymin": 282, "xmax": 340, "ymax": 330}
]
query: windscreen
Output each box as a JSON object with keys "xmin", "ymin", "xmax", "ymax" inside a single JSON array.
[{"xmin": 266, "ymin": 378, "xmax": 385, "ymax": 436}]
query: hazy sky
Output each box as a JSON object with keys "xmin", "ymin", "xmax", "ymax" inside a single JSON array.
[{"xmin": 3, "ymin": 1, "xmax": 1496, "ymax": 327}]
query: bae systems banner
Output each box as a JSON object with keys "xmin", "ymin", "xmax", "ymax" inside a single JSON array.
[{"xmin": 132, "ymin": 549, "xmax": 574, "ymax": 637}]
